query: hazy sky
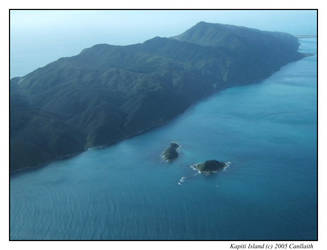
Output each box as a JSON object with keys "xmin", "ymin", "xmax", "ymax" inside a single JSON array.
[{"xmin": 10, "ymin": 10, "xmax": 317, "ymax": 77}]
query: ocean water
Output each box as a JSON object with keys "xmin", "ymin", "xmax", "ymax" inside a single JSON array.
[{"xmin": 10, "ymin": 38, "xmax": 317, "ymax": 240}]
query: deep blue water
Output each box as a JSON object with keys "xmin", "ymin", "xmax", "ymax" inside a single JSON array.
[{"xmin": 10, "ymin": 39, "xmax": 317, "ymax": 240}]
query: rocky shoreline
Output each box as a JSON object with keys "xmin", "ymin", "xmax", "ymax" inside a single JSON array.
[{"xmin": 191, "ymin": 160, "xmax": 231, "ymax": 175}]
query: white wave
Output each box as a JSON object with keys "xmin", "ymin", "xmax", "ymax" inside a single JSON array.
[
  {"xmin": 177, "ymin": 176, "xmax": 187, "ymax": 185},
  {"xmin": 223, "ymin": 161, "xmax": 231, "ymax": 171}
]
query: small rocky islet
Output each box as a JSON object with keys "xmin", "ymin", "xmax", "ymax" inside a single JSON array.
[
  {"xmin": 162, "ymin": 142, "xmax": 230, "ymax": 175},
  {"xmin": 161, "ymin": 142, "xmax": 180, "ymax": 162},
  {"xmin": 177, "ymin": 158, "xmax": 231, "ymax": 185},
  {"xmin": 191, "ymin": 160, "xmax": 230, "ymax": 175}
]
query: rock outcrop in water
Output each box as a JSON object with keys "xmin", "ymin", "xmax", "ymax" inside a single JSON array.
[
  {"xmin": 10, "ymin": 21, "xmax": 305, "ymax": 172},
  {"xmin": 162, "ymin": 142, "xmax": 180, "ymax": 162},
  {"xmin": 192, "ymin": 160, "xmax": 228, "ymax": 175}
]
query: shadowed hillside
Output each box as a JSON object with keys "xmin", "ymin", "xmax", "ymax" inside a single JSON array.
[{"xmin": 10, "ymin": 22, "xmax": 304, "ymax": 172}]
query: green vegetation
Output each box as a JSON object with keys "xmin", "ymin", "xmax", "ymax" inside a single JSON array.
[{"xmin": 10, "ymin": 22, "xmax": 304, "ymax": 172}]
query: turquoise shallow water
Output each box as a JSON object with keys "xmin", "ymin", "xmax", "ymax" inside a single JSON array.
[{"xmin": 10, "ymin": 39, "xmax": 317, "ymax": 240}]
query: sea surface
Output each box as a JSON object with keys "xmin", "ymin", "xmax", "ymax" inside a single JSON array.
[{"xmin": 10, "ymin": 39, "xmax": 317, "ymax": 240}]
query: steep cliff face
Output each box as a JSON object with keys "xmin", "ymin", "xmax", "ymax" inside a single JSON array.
[{"xmin": 10, "ymin": 22, "xmax": 304, "ymax": 172}]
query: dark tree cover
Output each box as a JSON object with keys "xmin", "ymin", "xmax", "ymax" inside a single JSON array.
[{"xmin": 10, "ymin": 22, "xmax": 304, "ymax": 172}]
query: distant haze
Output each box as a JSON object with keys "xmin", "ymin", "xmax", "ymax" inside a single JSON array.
[{"xmin": 10, "ymin": 10, "xmax": 317, "ymax": 77}]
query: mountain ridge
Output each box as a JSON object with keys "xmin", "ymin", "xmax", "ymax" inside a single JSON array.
[{"xmin": 10, "ymin": 22, "xmax": 305, "ymax": 172}]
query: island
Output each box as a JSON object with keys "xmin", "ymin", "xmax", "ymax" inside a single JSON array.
[
  {"xmin": 10, "ymin": 21, "xmax": 305, "ymax": 172},
  {"xmin": 161, "ymin": 142, "xmax": 180, "ymax": 162},
  {"xmin": 192, "ymin": 160, "xmax": 230, "ymax": 175}
]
